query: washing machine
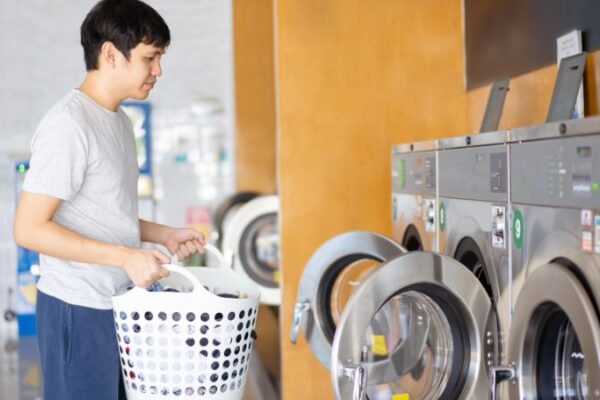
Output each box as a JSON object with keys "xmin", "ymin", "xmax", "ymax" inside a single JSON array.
[
  {"xmin": 491, "ymin": 117, "xmax": 600, "ymax": 399},
  {"xmin": 221, "ymin": 194, "xmax": 281, "ymax": 305},
  {"xmin": 289, "ymin": 231, "xmax": 405, "ymax": 369},
  {"xmin": 330, "ymin": 249, "xmax": 495, "ymax": 399},
  {"xmin": 391, "ymin": 140, "xmax": 439, "ymax": 252},
  {"xmin": 437, "ymin": 131, "xmax": 511, "ymax": 384},
  {"xmin": 212, "ymin": 191, "xmax": 261, "ymax": 250}
]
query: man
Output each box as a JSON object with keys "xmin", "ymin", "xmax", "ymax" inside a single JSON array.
[{"xmin": 12, "ymin": 1, "xmax": 203, "ymax": 399}]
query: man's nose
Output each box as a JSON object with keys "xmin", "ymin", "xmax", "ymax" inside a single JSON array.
[{"xmin": 152, "ymin": 60, "xmax": 162, "ymax": 77}]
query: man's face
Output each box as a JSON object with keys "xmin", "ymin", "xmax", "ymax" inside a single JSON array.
[{"xmin": 116, "ymin": 42, "xmax": 165, "ymax": 100}]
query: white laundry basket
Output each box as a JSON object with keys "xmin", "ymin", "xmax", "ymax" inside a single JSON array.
[{"xmin": 112, "ymin": 245, "xmax": 261, "ymax": 400}]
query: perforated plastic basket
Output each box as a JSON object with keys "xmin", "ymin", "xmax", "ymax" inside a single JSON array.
[{"xmin": 112, "ymin": 245, "xmax": 261, "ymax": 400}]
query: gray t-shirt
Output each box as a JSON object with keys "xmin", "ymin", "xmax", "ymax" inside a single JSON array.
[{"xmin": 23, "ymin": 89, "xmax": 140, "ymax": 309}]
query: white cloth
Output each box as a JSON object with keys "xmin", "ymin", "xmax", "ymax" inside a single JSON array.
[{"xmin": 23, "ymin": 89, "xmax": 140, "ymax": 309}]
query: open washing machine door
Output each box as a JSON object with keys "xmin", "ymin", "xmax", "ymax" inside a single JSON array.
[
  {"xmin": 290, "ymin": 231, "xmax": 405, "ymax": 369},
  {"xmin": 331, "ymin": 251, "xmax": 492, "ymax": 400},
  {"xmin": 222, "ymin": 195, "xmax": 280, "ymax": 305},
  {"xmin": 504, "ymin": 263, "xmax": 600, "ymax": 399}
]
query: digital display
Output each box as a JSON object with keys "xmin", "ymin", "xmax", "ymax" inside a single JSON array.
[{"xmin": 577, "ymin": 146, "xmax": 592, "ymax": 158}]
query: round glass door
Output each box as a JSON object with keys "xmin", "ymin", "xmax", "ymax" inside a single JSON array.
[
  {"xmin": 239, "ymin": 212, "xmax": 279, "ymax": 288},
  {"xmin": 536, "ymin": 308, "xmax": 587, "ymax": 398},
  {"xmin": 364, "ymin": 291, "xmax": 454, "ymax": 399},
  {"xmin": 332, "ymin": 251, "xmax": 492, "ymax": 400},
  {"xmin": 330, "ymin": 259, "xmax": 380, "ymax": 325},
  {"xmin": 508, "ymin": 263, "xmax": 600, "ymax": 399}
]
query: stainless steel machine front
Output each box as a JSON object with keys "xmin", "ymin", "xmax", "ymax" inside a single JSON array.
[
  {"xmin": 437, "ymin": 131, "xmax": 511, "ymax": 398},
  {"xmin": 391, "ymin": 140, "xmax": 439, "ymax": 251},
  {"xmin": 494, "ymin": 117, "xmax": 600, "ymax": 399}
]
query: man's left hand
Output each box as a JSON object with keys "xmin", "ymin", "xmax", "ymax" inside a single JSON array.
[{"xmin": 164, "ymin": 228, "xmax": 206, "ymax": 261}]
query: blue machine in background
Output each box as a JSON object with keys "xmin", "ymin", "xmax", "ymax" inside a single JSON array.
[{"xmin": 14, "ymin": 161, "xmax": 39, "ymax": 337}]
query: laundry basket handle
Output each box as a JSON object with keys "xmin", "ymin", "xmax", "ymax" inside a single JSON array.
[
  {"xmin": 204, "ymin": 244, "xmax": 228, "ymax": 269},
  {"xmin": 170, "ymin": 244, "xmax": 228, "ymax": 269},
  {"xmin": 162, "ymin": 264, "xmax": 205, "ymax": 294}
]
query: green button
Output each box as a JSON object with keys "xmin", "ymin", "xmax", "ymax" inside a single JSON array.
[
  {"xmin": 592, "ymin": 182, "xmax": 599, "ymax": 192},
  {"xmin": 439, "ymin": 202, "xmax": 446, "ymax": 232}
]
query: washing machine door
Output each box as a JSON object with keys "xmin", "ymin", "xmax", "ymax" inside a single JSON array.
[
  {"xmin": 221, "ymin": 195, "xmax": 280, "ymax": 305},
  {"xmin": 331, "ymin": 251, "xmax": 492, "ymax": 400},
  {"xmin": 212, "ymin": 191, "xmax": 261, "ymax": 249},
  {"xmin": 290, "ymin": 231, "xmax": 406, "ymax": 369},
  {"xmin": 507, "ymin": 263, "xmax": 600, "ymax": 399}
]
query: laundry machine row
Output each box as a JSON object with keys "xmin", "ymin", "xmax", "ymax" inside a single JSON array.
[
  {"xmin": 328, "ymin": 131, "xmax": 512, "ymax": 399},
  {"xmin": 290, "ymin": 120, "xmax": 600, "ymax": 399},
  {"xmin": 289, "ymin": 130, "xmax": 513, "ymax": 399}
]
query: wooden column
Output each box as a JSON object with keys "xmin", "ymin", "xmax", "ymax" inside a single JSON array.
[
  {"xmin": 276, "ymin": 1, "xmax": 468, "ymax": 398},
  {"xmin": 233, "ymin": 0, "xmax": 277, "ymax": 193}
]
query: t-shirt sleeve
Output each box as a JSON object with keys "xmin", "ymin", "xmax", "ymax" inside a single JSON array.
[{"xmin": 23, "ymin": 114, "xmax": 88, "ymax": 201}]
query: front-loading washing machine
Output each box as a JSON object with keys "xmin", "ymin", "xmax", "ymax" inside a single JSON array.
[
  {"xmin": 391, "ymin": 140, "xmax": 439, "ymax": 252},
  {"xmin": 437, "ymin": 131, "xmax": 511, "ymax": 384},
  {"xmin": 212, "ymin": 190, "xmax": 261, "ymax": 250},
  {"xmin": 289, "ymin": 231, "xmax": 405, "ymax": 369},
  {"xmin": 490, "ymin": 117, "xmax": 600, "ymax": 399},
  {"xmin": 330, "ymin": 249, "xmax": 495, "ymax": 399},
  {"xmin": 221, "ymin": 194, "xmax": 281, "ymax": 305}
]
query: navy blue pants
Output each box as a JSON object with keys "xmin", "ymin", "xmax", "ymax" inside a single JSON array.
[{"xmin": 36, "ymin": 290, "xmax": 127, "ymax": 400}]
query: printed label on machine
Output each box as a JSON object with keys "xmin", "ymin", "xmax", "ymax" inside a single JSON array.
[
  {"xmin": 595, "ymin": 215, "xmax": 600, "ymax": 254},
  {"xmin": 582, "ymin": 209, "xmax": 594, "ymax": 253},
  {"xmin": 491, "ymin": 206, "xmax": 506, "ymax": 249}
]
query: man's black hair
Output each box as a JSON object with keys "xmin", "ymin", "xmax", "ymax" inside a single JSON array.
[{"xmin": 81, "ymin": 0, "xmax": 170, "ymax": 71}]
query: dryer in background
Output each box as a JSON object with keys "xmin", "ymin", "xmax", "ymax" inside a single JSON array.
[
  {"xmin": 437, "ymin": 131, "xmax": 511, "ymax": 383},
  {"xmin": 492, "ymin": 117, "xmax": 600, "ymax": 399},
  {"xmin": 221, "ymin": 195, "xmax": 280, "ymax": 305},
  {"xmin": 211, "ymin": 191, "xmax": 261, "ymax": 250},
  {"xmin": 391, "ymin": 140, "xmax": 439, "ymax": 252},
  {"xmin": 289, "ymin": 231, "xmax": 405, "ymax": 369}
]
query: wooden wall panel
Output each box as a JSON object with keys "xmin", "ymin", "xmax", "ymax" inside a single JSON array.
[
  {"xmin": 232, "ymin": 0, "xmax": 280, "ymax": 389},
  {"xmin": 233, "ymin": 0, "xmax": 277, "ymax": 193},
  {"xmin": 276, "ymin": 1, "xmax": 467, "ymax": 398}
]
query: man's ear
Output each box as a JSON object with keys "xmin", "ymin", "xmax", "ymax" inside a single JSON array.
[{"xmin": 99, "ymin": 41, "xmax": 119, "ymax": 69}]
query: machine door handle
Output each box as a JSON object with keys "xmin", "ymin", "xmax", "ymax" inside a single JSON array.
[
  {"xmin": 490, "ymin": 366, "xmax": 514, "ymax": 400},
  {"xmin": 342, "ymin": 346, "xmax": 369, "ymax": 400},
  {"xmin": 290, "ymin": 300, "xmax": 310, "ymax": 344}
]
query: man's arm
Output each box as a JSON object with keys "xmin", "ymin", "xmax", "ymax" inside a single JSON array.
[
  {"xmin": 139, "ymin": 219, "xmax": 205, "ymax": 261},
  {"xmin": 13, "ymin": 191, "xmax": 169, "ymax": 287}
]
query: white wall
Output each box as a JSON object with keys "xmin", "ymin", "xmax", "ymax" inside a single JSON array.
[{"xmin": 0, "ymin": 0, "xmax": 234, "ymax": 157}]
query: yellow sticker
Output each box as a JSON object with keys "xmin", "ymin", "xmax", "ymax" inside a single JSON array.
[
  {"xmin": 392, "ymin": 394, "xmax": 410, "ymax": 400},
  {"xmin": 371, "ymin": 335, "xmax": 388, "ymax": 355},
  {"xmin": 273, "ymin": 269, "xmax": 280, "ymax": 284}
]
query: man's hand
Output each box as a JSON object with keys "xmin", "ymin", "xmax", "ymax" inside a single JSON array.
[
  {"xmin": 164, "ymin": 228, "xmax": 206, "ymax": 261},
  {"xmin": 122, "ymin": 248, "xmax": 170, "ymax": 288}
]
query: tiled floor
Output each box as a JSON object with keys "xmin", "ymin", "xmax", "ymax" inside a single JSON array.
[{"xmin": 0, "ymin": 333, "xmax": 276, "ymax": 400}]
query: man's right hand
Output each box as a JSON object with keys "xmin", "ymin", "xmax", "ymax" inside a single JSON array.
[{"xmin": 121, "ymin": 248, "xmax": 170, "ymax": 288}]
